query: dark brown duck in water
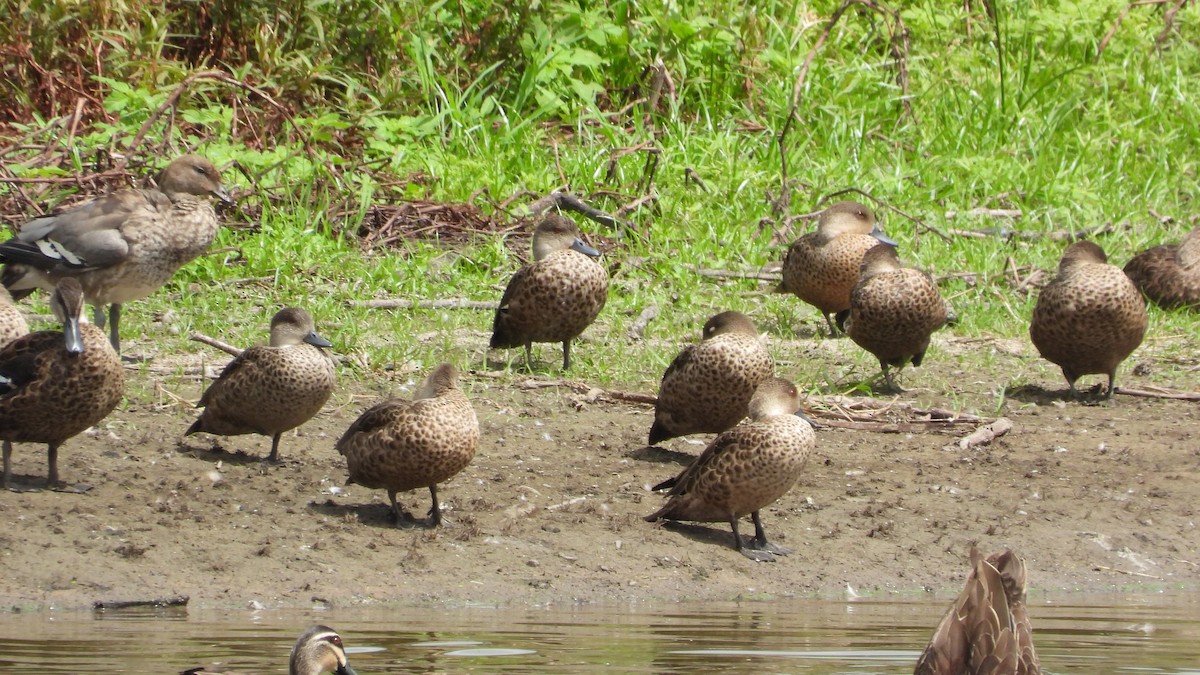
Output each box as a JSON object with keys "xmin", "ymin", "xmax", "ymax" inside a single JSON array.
[
  {"xmin": 1123, "ymin": 226, "xmax": 1200, "ymax": 310},
  {"xmin": 0, "ymin": 155, "xmax": 232, "ymax": 353},
  {"xmin": 0, "ymin": 286, "xmax": 27, "ymax": 348},
  {"xmin": 648, "ymin": 311, "xmax": 774, "ymax": 445},
  {"xmin": 914, "ymin": 547, "xmax": 1041, "ymax": 675},
  {"xmin": 645, "ymin": 377, "xmax": 814, "ymax": 562},
  {"xmin": 490, "ymin": 214, "xmax": 608, "ymax": 370},
  {"xmin": 837, "ymin": 244, "xmax": 956, "ymax": 392},
  {"xmin": 337, "ymin": 363, "xmax": 479, "ymax": 528},
  {"xmin": 1030, "ymin": 240, "xmax": 1147, "ymax": 400},
  {"xmin": 778, "ymin": 201, "xmax": 897, "ymax": 335},
  {"xmin": 186, "ymin": 308, "xmax": 336, "ymax": 463},
  {"xmin": 0, "ymin": 279, "xmax": 124, "ymax": 488},
  {"xmin": 181, "ymin": 624, "xmax": 358, "ymax": 675}
]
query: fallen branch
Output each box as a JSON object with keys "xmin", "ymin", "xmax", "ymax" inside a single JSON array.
[
  {"xmin": 514, "ymin": 378, "xmax": 658, "ymax": 405},
  {"xmin": 693, "ymin": 266, "xmax": 782, "ymax": 282},
  {"xmin": 1092, "ymin": 565, "xmax": 1162, "ymax": 580},
  {"xmin": 628, "ymin": 304, "xmax": 660, "ymax": 341},
  {"xmin": 94, "ymin": 595, "xmax": 189, "ymax": 611},
  {"xmin": 523, "ymin": 191, "xmax": 633, "ymax": 232},
  {"xmin": 1115, "ymin": 386, "xmax": 1200, "ymax": 401},
  {"xmin": 189, "ymin": 332, "xmax": 244, "ymax": 357},
  {"xmin": 948, "ymin": 417, "xmax": 1014, "ymax": 451},
  {"xmin": 346, "ymin": 298, "xmax": 497, "ymax": 310},
  {"xmin": 812, "ymin": 418, "xmax": 968, "ymax": 434},
  {"xmin": 823, "ymin": 188, "xmax": 953, "ymax": 244},
  {"xmin": 945, "ymin": 208, "xmax": 1022, "ymax": 219}
]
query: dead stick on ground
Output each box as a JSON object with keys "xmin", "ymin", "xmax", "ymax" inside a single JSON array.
[
  {"xmin": 189, "ymin": 332, "xmax": 243, "ymax": 358},
  {"xmin": 812, "ymin": 418, "xmax": 967, "ymax": 434},
  {"xmin": 694, "ymin": 266, "xmax": 782, "ymax": 282},
  {"xmin": 1092, "ymin": 565, "xmax": 1162, "ymax": 580},
  {"xmin": 346, "ymin": 298, "xmax": 498, "ymax": 310},
  {"xmin": 1115, "ymin": 386, "xmax": 1200, "ymax": 401},
  {"xmin": 628, "ymin": 304, "xmax": 660, "ymax": 341},
  {"xmin": 94, "ymin": 595, "xmax": 190, "ymax": 610},
  {"xmin": 515, "ymin": 379, "xmax": 659, "ymax": 405}
]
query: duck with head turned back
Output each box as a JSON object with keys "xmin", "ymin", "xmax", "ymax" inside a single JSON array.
[
  {"xmin": 490, "ymin": 213, "xmax": 608, "ymax": 370},
  {"xmin": 778, "ymin": 201, "xmax": 897, "ymax": 335},
  {"xmin": 0, "ymin": 154, "xmax": 232, "ymax": 353},
  {"xmin": 1123, "ymin": 226, "xmax": 1200, "ymax": 310},
  {"xmin": 186, "ymin": 307, "xmax": 336, "ymax": 463},
  {"xmin": 837, "ymin": 244, "xmax": 956, "ymax": 392},
  {"xmin": 914, "ymin": 546, "xmax": 1041, "ymax": 675},
  {"xmin": 0, "ymin": 286, "xmax": 27, "ymax": 348},
  {"xmin": 338, "ymin": 363, "xmax": 479, "ymax": 528},
  {"xmin": 1030, "ymin": 240, "xmax": 1147, "ymax": 400},
  {"xmin": 648, "ymin": 311, "xmax": 774, "ymax": 445},
  {"xmin": 0, "ymin": 278, "xmax": 124, "ymax": 488},
  {"xmin": 180, "ymin": 624, "xmax": 358, "ymax": 675},
  {"xmin": 645, "ymin": 377, "xmax": 815, "ymax": 562}
]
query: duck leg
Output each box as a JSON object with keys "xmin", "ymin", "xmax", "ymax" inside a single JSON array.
[
  {"xmin": 729, "ymin": 514, "xmax": 776, "ymax": 562},
  {"xmin": 1105, "ymin": 370, "xmax": 1118, "ymax": 400},
  {"xmin": 108, "ymin": 303, "xmax": 122, "ymax": 353},
  {"xmin": 424, "ymin": 484, "xmax": 443, "ymax": 527},
  {"xmin": 2, "ymin": 440, "xmax": 12, "ymax": 488},
  {"xmin": 749, "ymin": 510, "xmax": 791, "ymax": 556},
  {"xmin": 523, "ymin": 342, "xmax": 534, "ymax": 371},
  {"xmin": 267, "ymin": 432, "xmax": 283, "ymax": 463},
  {"xmin": 561, "ymin": 340, "xmax": 571, "ymax": 371},
  {"xmin": 823, "ymin": 312, "xmax": 839, "ymax": 337},
  {"xmin": 46, "ymin": 442, "xmax": 60, "ymax": 486}
]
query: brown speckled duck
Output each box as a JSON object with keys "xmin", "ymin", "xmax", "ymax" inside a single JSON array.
[
  {"xmin": 0, "ymin": 279, "xmax": 124, "ymax": 488},
  {"xmin": 181, "ymin": 624, "xmax": 358, "ymax": 675},
  {"xmin": 1030, "ymin": 240, "xmax": 1147, "ymax": 400},
  {"xmin": 0, "ymin": 155, "xmax": 232, "ymax": 353},
  {"xmin": 779, "ymin": 201, "xmax": 897, "ymax": 334},
  {"xmin": 645, "ymin": 377, "xmax": 814, "ymax": 562},
  {"xmin": 1123, "ymin": 226, "xmax": 1200, "ymax": 310},
  {"xmin": 648, "ymin": 311, "xmax": 774, "ymax": 445},
  {"xmin": 838, "ymin": 244, "xmax": 955, "ymax": 391},
  {"xmin": 0, "ymin": 286, "xmax": 28, "ymax": 348},
  {"xmin": 186, "ymin": 308, "xmax": 336, "ymax": 463},
  {"xmin": 337, "ymin": 363, "xmax": 479, "ymax": 528},
  {"xmin": 914, "ymin": 547, "xmax": 1041, "ymax": 675},
  {"xmin": 490, "ymin": 214, "xmax": 608, "ymax": 370}
]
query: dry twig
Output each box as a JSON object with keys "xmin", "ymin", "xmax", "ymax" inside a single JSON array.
[{"xmin": 189, "ymin": 332, "xmax": 244, "ymax": 358}]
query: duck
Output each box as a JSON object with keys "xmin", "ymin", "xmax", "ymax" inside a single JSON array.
[
  {"xmin": 1029, "ymin": 240, "xmax": 1147, "ymax": 400},
  {"xmin": 490, "ymin": 214, "xmax": 608, "ymax": 370},
  {"xmin": 645, "ymin": 377, "xmax": 814, "ymax": 562},
  {"xmin": 648, "ymin": 311, "xmax": 774, "ymax": 445},
  {"xmin": 0, "ymin": 278, "xmax": 124, "ymax": 488},
  {"xmin": 337, "ymin": 363, "xmax": 479, "ymax": 528},
  {"xmin": 1123, "ymin": 226, "xmax": 1200, "ymax": 310},
  {"xmin": 185, "ymin": 308, "xmax": 336, "ymax": 463},
  {"xmin": 0, "ymin": 154, "xmax": 233, "ymax": 353},
  {"xmin": 778, "ymin": 201, "xmax": 897, "ymax": 335},
  {"xmin": 914, "ymin": 546, "xmax": 1041, "ymax": 675},
  {"xmin": 180, "ymin": 624, "xmax": 358, "ymax": 675},
  {"xmin": 837, "ymin": 244, "xmax": 955, "ymax": 392},
  {"xmin": 0, "ymin": 286, "xmax": 28, "ymax": 348}
]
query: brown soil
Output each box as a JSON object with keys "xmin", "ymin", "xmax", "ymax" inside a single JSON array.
[{"xmin": 1, "ymin": 334, "xmax": 1197, "ymax": 611}]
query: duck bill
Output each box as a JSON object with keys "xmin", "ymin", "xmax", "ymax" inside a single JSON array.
[
  {"xmin": 304, "ymin": 331, "xmax": 333, "ymax": 349},
  {"xmin": 569, "ymin": 238, "xmax": 601, "ymax": 258},
  {"xmin": 794, "ymin": 408, "xmax": 816, "ymax": 426},
  {"xmin": 870, "ymin": 225, "xmax": 898, "ymax": 247},
  {"xmin": 63, "ymin": 316, "xmax": 84, "ymax": 354},
  {"xmin": 337, "ymin": 663, "xmax": 358, "ymax": 675},
  {"xmin": 213, "ymin": 185, "xmax": 235, "ymax": 204}
]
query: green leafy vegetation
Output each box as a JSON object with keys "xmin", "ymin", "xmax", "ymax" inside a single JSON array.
[{"xmin": 1, "ymin": 0, "xmax": 1197, "ymax": 402}]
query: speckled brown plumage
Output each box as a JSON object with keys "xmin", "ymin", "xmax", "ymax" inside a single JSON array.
[
  {"xmin": 648, "ymin": 311, "xmax": 774, "ymax": 445},
  {"xmin": 0, "ymin": 279, "xmax": 124, "ymax": 487},
  {"xmin": 779, "ymin": 201, "xmax": 897, "ymax": 334},
  {"xmin": 0, "ymin": 286, "xmax": 27, "ymax": 348},
  {"xmin": 490, "ymin": 214, "xmax": 608, "ymax": 370},
  {"xmin": 1123, "ymin": 227, "xmax": 1200, "ymax": 310},
  {"xmin": 645, "ymin": 377, "xmax": 814, "ymax": 562},
  {"xmin": 839, "ymin": 244, "xmax": 954, "ymax": 391},
  {"xmin": 181, "ymin": 625, "xmax": 358, "ymax": 675},
  {"xmin": 1030, "ymin": 241, "xmax": 1147, "ymax": 400},
  {"xmin": 0, "ymin": 154, "xmax": 232, "ymax": 352},
  {"xmin": 186, "ymin": 308, "xmax": 336, "ymax": 463},
  {"xmin": 914, "ymin": 547, "xmax": 1041, "ymax": 675},
  {"xmin": 337, "ymin": 363, "xmax": 479, "ymax": 528}
]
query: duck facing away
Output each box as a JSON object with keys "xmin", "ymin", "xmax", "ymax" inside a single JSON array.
[
  {"xmin": 338, "ymin": 363, "xmax": 479, "ymax": 528},
  {"xmin": 837, "ymin": 244, "xmax": 955, "ymax": 392},
  {"xmin": 648, "ymin": 311, "xmax": 774, "ymax": 445},
  {"xmin": 914, "ymin": 547, "xmax": 1041, "ymax": 675},
  {"xmin": 0, "ymin": 286, "xmax": 28, "ymax": 348},
  {"xmin": 0, "ymin": 278, "xmax": 124, "ymax": 488},
  {"xmin": 645, "ymin": 377, "xmax": 814, "ymax": 562},
  {"xmin": 490, "ymin": 214, "xmax": 608, "ymax": 370},
  {"xmin": 0, "ymin": 154, "xmax": 233, "ymax": 353},
  {"xmin": 180, "ymin": 624, "xmax": 358, "ymax": 675},
  {"xmin": 778, "ymin": 201, "xmax": 897, "ymax": 335},
  {"xmin": 186, "ymin": 308, "xmax": 336, "ymax": 463},
  {"xmin": 1030, "ymin": 240, "xmax": 1147, "ymax": 400},
  {"xmin": 1123, "ymin": 226, "xmax": 1200, "ymax": 310}
]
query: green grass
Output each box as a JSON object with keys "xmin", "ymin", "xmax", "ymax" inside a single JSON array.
[{"xmin": 2, "ymin": 0, "xmax": 1198, "ymax": 401}]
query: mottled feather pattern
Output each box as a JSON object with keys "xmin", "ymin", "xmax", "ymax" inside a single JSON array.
[
  {"xmin": 490, "ymin": 249, "xmax": 608, "ymax": 347},
  {"xmin": 1123, "ymin": 227, "xmax": 1200, "ymax": 309},
  {"xmin": 0, "ymin": 287, "xmax": 28, "ymax": 348},
  {"xmin": 846, "ymin": 261, "xmax": 949, "ymax": 369}
]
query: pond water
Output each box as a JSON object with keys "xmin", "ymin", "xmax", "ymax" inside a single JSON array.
[{"xmin": 0, "ymin": 594, "xmax": 1197, "ymax": 673}]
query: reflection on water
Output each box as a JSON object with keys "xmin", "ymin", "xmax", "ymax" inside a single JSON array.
[{"xmin": 0, "ymin": 595, "xmax": 1197, "ymax": 673}]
